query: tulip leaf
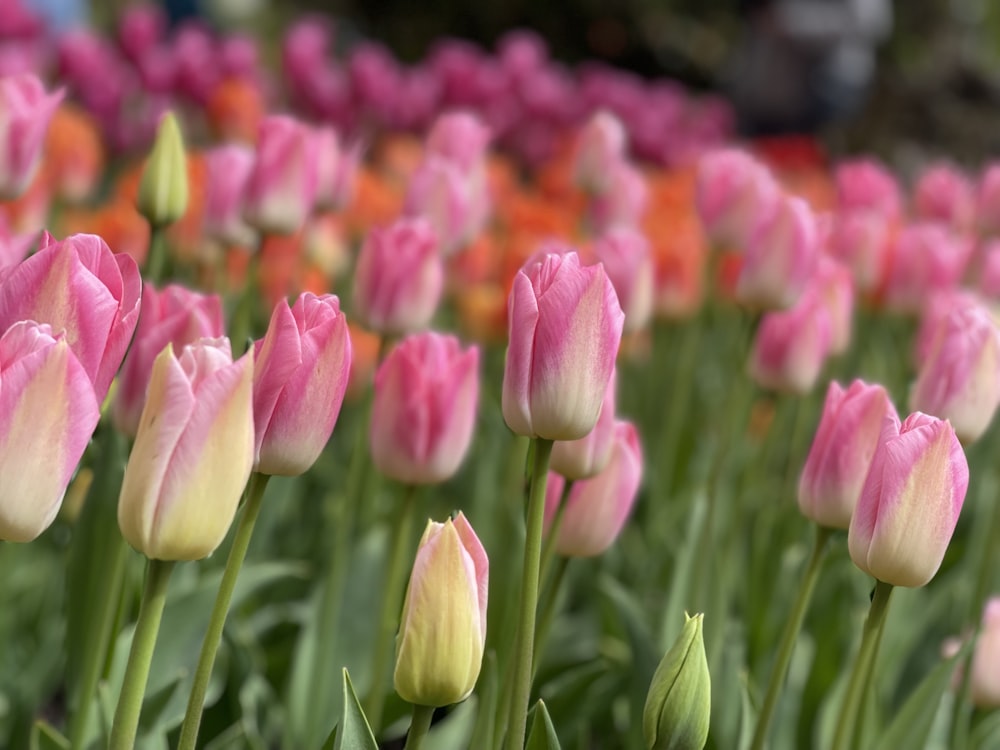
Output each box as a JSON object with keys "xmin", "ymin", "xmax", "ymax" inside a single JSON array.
[
  {"xmin": 426, "ymin": 698, "xmax": 477, "ymax": 748},
  {"xmin": 971, "ymin": 710, "xmax": 1000, "ymax": 750},
  {"xmin": 872, "ymin": 645, "xmax": 969, "ymax": 750},
  {"xmin": 468, "ymin": 651, "xmax": 498, "ymax": 750},
  {"xmin": 29, "ymin": 721, "xmax": 69, "ymax": 750},
  {"xmin": 322, "ymin": 669, "xmax": 378, "ymax": 750},
  {"xmin": 526, "ymin": 700, "xmax": 562, "ymax": 750}
]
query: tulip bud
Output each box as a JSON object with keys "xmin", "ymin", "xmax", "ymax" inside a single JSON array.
[
  {"xmin": 971, "ymin": 598, "xmax": 1000, "ymax": 708},
  {"xmin": 243, "ymin": 115, "xmax": 318, "ymax": 235},
  {"xmin": 203, "ymin": 143, "xmax": 256, "ymax": 247},
  {"xmin": 0, "ymin": 73, "xmax": 63, "ymax": 199},
  {"xmin": 405, "ymin": 156, "xmax": 487, "ymax": 256},
  {"xmin": 589, "ymin": 160, "xmax": 648, "ymax": 233},
  {"xmin": 799, "ymin": 380, "xmax": 897, "ymax": 529},
  {"xmin": 910, "ymin": 303, "xmax": 1000, "ymax": 444},
  {"xmin": 593, "ymin": 227, "xmax": 654, "ymax": 332},
  {"xmin": 0, "ymin": 321, "xmax": 100, "ymax": 542},
  {"xmin": 253, "ymin": 293, "xmax": 351, "ymax": 476},
  {"xmin": 695, "ymin": 148, "xmax": 778, "ymax": 249},
  {"xmin": 425, "ymin": 111, "xmax": 492, "ymax": 172},
  {"xmin": 835, "ymin": 158, "xmax": 902, "ymax": 220},
  {"xmin": 643, "ymin": 613, "xmax": 711, "ymax": 750},
  {"xmin": 550, "ymin": 371, "xmax": 616, "ymax": 480},
  {"xmin": 353, "ymin": 218, "xmax": 444, "ymax": 336},
  {"xmin": 882, "ymin": 223, "xmax": 972, "ymax": 315},
  {"xmin": 544, "ymin": 419, "xmax": 642, "ymax": 556},
  {"xmin": 370, "ymin": 332, "xmax": 479, "ymax": 484},
  {"xmin": 118, "ymin": 338, "xmax": 254, "ymax": 561},
  {"xmin": 913, "ymin": 162, "xmax": 974, "ymax": 230},
  {"xmin": 394, "ymin": 512, "xmax": 488, "ymax": 707},
  {"xmin": 848, "ymin": 412, "xmax": 969, "ymax": 587},
  {"xmin": 825, "ymin": 209, "xmax": 892, "ymax": 295},
  {"xmin": 812, "ymin": 256, "xmax": 855, "ymax": 355},
  {"xmin": 573, "ymin": 110, "xmax": 627, "ymax": 194},
  {"xmin": 748, "ymin": 290, "xmax": 832, "ymax": 395},
  {"xmin": 137, "ymin": 111, "xmax": 189, "ymax": 228},
  {"xmin": 502, "ymin": 250, "xmax": 624, "ymax": 440}
]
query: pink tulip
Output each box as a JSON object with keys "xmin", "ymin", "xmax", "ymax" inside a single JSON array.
[
  {"xmin": 117, "ymin": 4, "xmax": 166, "ymax": 64},
  {"xmin": 550, "ymin": 370, "xmax": 617, "ymax": 480},
  {"xmin": 118, "ymin": 337, "xmax": 254, "ymax": 561},
  {"xmin": 882, "ymin": 223, "xmax": 973, "ymax": 314},
  {"xmin": 910, "ymin": 302, "xmax": 1000, "ymax": 443},
  {"xmin": 695, "ymin": 148, "xmax": 779, "ymax": 249},
  {"xmin": 798, "ymin": 380, "xmax": 897, "ymax": 529},
  {"xmin": 312, "ymin": 126, "xmax": 346, "ymax": 211},
  {"xmin": 405, "ymin": 155, "xmax": 488, "ymax": 256},
  {"xmin": 204, "ymin": 144, "xmax": 256, "ymax": 247},
  {"xmin": 835, "ymin": 158, "xmax": 902, "ymax": 220},
  {"xmin": 0, "ymin": 321, "xmax": 100, "ymax": 542},
  {"xmin": 353, "ymin": 218, "xmax": 444, "ymax": 335},
  {"xmin": 253, "ymin": 293, "xmax": 351, "ymax": 476},
  {"xmin": 502, "ymin": 251, "xmax": 624, "ymax": 440},
  {"xmin": 976, "ymin": 164, "xmax": 1000, "ymax": 237},
  {"xmin": 748, "ymin": 289, "xmax": 832, "ymax": 394},
  {"xmin": 0, "ymin": 232, "xmax": 141, "ymax": 401},
  {"xmin": 0, "ymin": 73, "xmax": 63, "ymax": 199},
  {"xmin": 243, "ymin": 115, "xmax": 318, "ymax": 235},
  {"xmin": 113, "ymin": 284, "xmax": 224, "ymax": 438},
  {"xmin": 812, "ymin": 256, "xmax": 855, "ymax": 355},
  {"xmin": 592, "ymin": 227, "xmax": 654, "ymax": 332},
  {"xmin": 736, "ymin": 195, "xmax": 819, "ymax": 310},
  {"xmin": 914, "ymin": 162, "xmax": 975, "ymax": 230},
  {"xmin": 848, "ymin": 411, "xmax": 968, "ymax": 587},
  {"xmin": 370, "ymin": 332, "xmax": 479, "ymax": 484},
  {"xmin": 825, "ymin": 209, "xmax": 892, "ymax": 294},
  {"xmin": 589, "ymin": 160, "xmax": 648, "ymax": 232},
  {"xmin": 971, "ymin": 598, "xmax": 1000, "ymax": 708},
  {"xmin": 977, "ymin": 240, "xmax": 1000, "ymax": 302},
  {"xmin": 543, "ymin": 419, "xmax": 642, "ymax": 557},
  {"xmin": 425, "ymin": 110, "xmax": 492, "ymax": 172},
  {"xmin": 574, "ymin": 110, "xmax": 627, "ymax": 194}
]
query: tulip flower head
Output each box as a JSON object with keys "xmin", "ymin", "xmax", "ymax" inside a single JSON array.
[
  {"xmin": 243, "ymin": 115, "xmax": 318, "ymax": 235},
  {"xmin": 695, "ymin": 148, "xmax": 778, "ymax": 250},
  {"xmin": 0, "ymin": 73, "xmax": 64, "ymax": 199},
  {"xmin": 550, "ymin": 370, "xmax": 617, "ymax": 480},
  {"xmin": 592, "ymin": 227, "xmax": 654, "ymax": 332},
  {"xmin": 748, "ymin": 289, "xmax": 832, "ymax": 395}
]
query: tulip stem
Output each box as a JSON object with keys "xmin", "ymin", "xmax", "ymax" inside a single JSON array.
[
  {"xmin": 533, "ymin": 556, "xmax": 571, "ymax": 679},
  {"xmin": 404, "ymin": 704, "xmax": 435, "ymax": 750},
  {"xmin": 108, "ymin": 558, "xmax": 176, "ymax": 750},
  {"xmin": 539, "ymin": 480, "xmax": 572, "ymax": 584},
  {"xmin": 831, "ymin": 580, "xmax": 894, "ymax": 750},
  {"xmin": 505, "ymin": 437, "xmax": 554, "ymax": 750},
  {"xmin": 363, "ymin": 484, "xmax": 419, "ymax": 736},
  {"xmin": 177, "ymin": 472, "xmax": 271, "ymax": 750},
  {"xmin": 749, "ymin": 524, "xmax": 831, "ymax": 750},
  {"xmin": 145, "ymin": 226, "xmax": 168, "ymax": 285}
]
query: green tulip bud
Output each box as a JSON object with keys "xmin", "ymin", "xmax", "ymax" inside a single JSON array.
[
  {"xmin": 137, "ymin": 111, "xmax": 188, "ymax": 227},
  {"xmin": 643, "ymin": 612, "xmax": 711, "ymax": 750}
]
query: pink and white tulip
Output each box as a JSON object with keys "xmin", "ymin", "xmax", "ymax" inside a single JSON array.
[
  {"xmin": 243, "ymin": 115, "xmax": 318, "ymax": 235},
  {"xmin": 835, "ymin": 158, "xmax": 902, "ymax": 220},
  {"xmin": 0, "ymin": 73, "xmax": 63, "ymax": 199},
  {"xmin": 882, "ymin": 223, "xmax": 972, "ymax": 314},
  {"xmin": 848, "ymin": 412, "xmax": 969, "ymax": 587},
  {"xmin": 573, "ymin": 110, "xmax": 627, "ymax": 194},
  {"xmin": 812, "ymin": 256, "xmax": 855, "ymax": 355},
  {"xmin": 204, "ymin": 143, "xmax": 256, "ymax": 247},
  {"xmin": 695, "ymin": 148, "xmax": 779, "ymax": 249},
  {"xmin": 405, "ymin": 155, "xmax": 488, "ymax": 256},
  {"xmin": 748, "ymin": 290, "xmax": 832, "ymax": 394},
  {"xmin": 589, "ymin": 160, "xmax": 648, "ymax": 232},
  {"xmin": 550, "ymin": 371, "xmax": 617, "ymax": 480},
  {"xmin": 592, "ymin": 227, "xmax": 654, "ymax": 332},
  {"xmin": 825, "ymin": 209, "xmax": 892, "ymax": 294},
  {"xmin": 913, "ymin": 162, "xmax": 975, "ymax": 230},
  {"xmin": 425, "ymin": 110, "xmax": 492, "ymax": 172}
]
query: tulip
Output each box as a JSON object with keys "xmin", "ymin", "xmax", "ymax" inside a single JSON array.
[
  {"xmin": 203, "ymin": 143, "xmax": 256, "ymax": 247},
  {"xmin": 118, "ymin": 338, "xmax": 254, "ymax": 561},
  {"xmin": 695, "ymin": 148, "xmax": 779, "ymax": 249},
  {"xmin": 882, "ymin": 223, "xmax": 972, "ymax": 315},
  {"xmin": 592, "ymin": 227, "xmax": 654, "ymax": 332},
  {"xmin": 913, "ymin": 162, "xmax": 974, "ymax": 230},
  {"xmin": 502, "ymin": 250, "xmax": 624, "ymax": 441},
  {"xmin": 748, "ymin": 290, "xmax": 832, "ymax": 395},
  {"xmin": 113, "ymin": 284, "xmax": 224, "ymax": 438},
  {"xmin": 910, "ymin": 302, "xmax": 1000, "ymax": 443},
  {"xmin": 978, "ymin": 240, "xmax": 1000, "ymax": 303},
  {"xmin": 643, "ymin": 613, "xmax": 711, "ymax": 750},
  {"xmin": 550, "ymin": 371, "xmax": 616, "ymax": 480},
  {"xmin": 394, "ymin": 512, "xmax": 488, "ymax": 707},
  {"xmin": 425, "ymin": 110, "xmax": 492, "ymax": 171},
  {"xmin": 137, "ymin": 112, "xmax": 189, "ymax": 228},
  {"xmin": 370, "ymin": 332, "xmax": 479, "ymax": 484},
  {"xmin": 353, "ymin": 218, "xmax": 444, "ymax": 336},
  {"xmin": 405, "ymin": 155, "xmax": 487, "ymax": 256},
  {"xmin": 0, "ymin": 321, "xmax": 100, "ymax": 542},
  {"xmin": 0, "ymin": 232, "xmax": 142, "ymax": 401},
  {"xmin": 544, "ymin": 419, "xmax": 642, "ymax": 556},
  {"xmin": 848, "ymin": 412, "xmax": 969, "ymax": 587},
  {"xmin": 253, "ymin": 293, "xmax": 351, "ymax": 476},
  {"xmin": 573, "ymin": 110, "xmax": 627, "ymax": 194},
  {"xmin": 589, "ymin": 160, "xmax": 648, "ymax": 233},
  {"xmin": 812, "ymin": 256, "xmax": 855, "ymax": 355},
  {"xmin": 913, "ymin": 290, "xmax": 982, "ymax": 368},
  {"xmin": 243, "ymin": 115, "xmax": 318, "ymax": 235},
  {"xmin": 826, "ymin": 208, "xmax": 893, "ymax": 294},
  {"xmin": 736, "ymin": 195, "xmax": 818, "ymax": 310},
  {"xmin": 971, "ymin": 598, "xmax": 1000, "ymax": 708},
  {"xmin": 835, "ymin": 158, "xmax": 901, "ymax": 220},
  {"xmin": 0, "ymin": 73, "xmax": 63, "ymax": 199},
  {"xmin": 312, "ymin": 125, "xmax": 348, "ymax": 211},
  {"xmin": 798, "ymin": 380, "xmax": 897, "ymax": 530}
]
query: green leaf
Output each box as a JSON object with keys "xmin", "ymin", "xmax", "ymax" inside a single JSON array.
[
  {"xmin": 426, "ymin": 699, "xmax": 477, "ymax": 749},
  {"xmin": 324, "ymin": 669, "xmax": 378, "ymax": 750},
  {"xmin": 468, "ymin": 651, "xmax": 498, "ymax": 750},
  {"xmin": 873, "ymin": 646, "xmax": 969, "ymax": 750},
  {"xmin": 30, "ymin": 721, "xmax": 69, "ymax": 750},
  {"xmin": 525, "ymin": 700, "xmax": 562, "ymax": 750},
  {"xmin": 971, "ymin": 710, "xmax": 1000, "ymax": 750}
]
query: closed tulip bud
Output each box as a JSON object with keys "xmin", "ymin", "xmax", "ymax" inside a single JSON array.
[
  {"xmin": 883, "ymin": 223, "xmax": 973, "ymax": 314},
  {"xmin": 113, "ymin": 283, "xmax": 224, "ymax": 438},
  {"xmin": 748, "ymin": 290, "xmax": 832, "ymax": 395},
  {"xmin": 371, "ymin": 332, "xmax": 479, "ymax": 484},
  {"xmin": 835, "ymin": 158, "xmax": 902, "ymax": 220},
  {"xmin": 736, "ymin": 195, "xmax": 819, "ymax": 310},
  {"xmin": 574, "ymin": 110, "xmax": 627, "ymax": 194},
  {"xmin": 0, "ymin": 321, "xmax": 100, "ymax": 542},
  {"xmin": 502, "ymin": 250, "xmax": 624, "ymax": 440},
  {"xmin": 405, "ymin": 156, "xmax": 487, "ymax": 256},
  {"xmin": 550, "ymin": 371, "xmax": 616, "ymax": 480},
  {"xmin": 914, "ymin": 162, "xmax": 974, "ymax": 230},
  {"xmin": 825, "ymin": 210, "xmax": 893, "ymax": 294},
  {"xmin": 545, "ymin": 419, "xmax": 642, "ymax": 556},
  {"xmin": 394, "ymin": 512, "xmax": 488, "ymax": 707},
  {"xmin": 799, "ymin": 380, "xmax": 897, "ymax": 529},
  {"xmin": 353, "ymin": 218, "xmax": 444, "ymax": 335},
  {"xmin": 643, "ymin": 613, "xmax": 711, "ymax": 750},
  {"xmin": 593, "ymin": 227, "xmax": 654, "ymax": 332},
  {"xmin": 243, "ymin": 115, "xmax": 318, "ymax": 235},
  {"xmin": 0, "ymin": 232, "xmax": 142, "ymax": 401},
  {"xmin": 695, "ymin": 148, "xmax": 779, "ymax": 250},
  {"xmin": 910, "ymin": 303, "xmax": 1000, "ymax": 443},
  {"xmin": 118, "ymin": 338, "xmax": 254, "ymax": 561},
  {"xmin": 253, "ymin": 293, "xmax": 351, "ymax": 476},
  {"xmin": 137, "ymin": 112, "xmax": 189, "ymax": 228},
  {"xmin": 0, "ymin": 73, "xmax": 63, "ymax": 199},
  {"xmin": 203, "ymin": 143, "xmax": 256, "ymax": 247},
  {"xmin": 813, "ymin": 256, "xmax": 855, "ymax": 355},
  {"xmin": 971, "ymin": 598, "xmax": 1000, "ymax": 708},
  {"xmin": 848, "ymin": 412, "xmax": 969, "ymax": 587}
]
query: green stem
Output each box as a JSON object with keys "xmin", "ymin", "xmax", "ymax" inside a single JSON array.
[
  {"xmin": 177, "ymin": 472, "xmax": 270, "ymax": 750},
  {"xmin": 404, "ymin": 704, "xmax": 436, "ymax": 750},
  {"xmin": 831, "ymin": 580, "xmax": 895, "ymax": 750},
  {"xmin": 749, "ymin": 525, "xmax": 832, "ymax": 750},
  {"xmin": 539, "ymin": 480, "xmax": 572, "ymax": 585},
  {"xmin": 363, "ymin": 484, "xmax": 420, "ymax": 735},
  {"xmin": 504, "ymin": 437, "xmax": 554, "ymax": 750},
  {"xmin": 108, "ymin": 558, "xmax": 177, "ymax": 750},
  {"xmin": 532, "ymin": 556, "xmax": 571, "ymax": 679},
  {"xmin": 145, "ymin": 225, "xmax": 168, "ymax": 285},
  {"xmin": 228, "ymin": 251, "xmax": 261, "ymax": 355}
]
